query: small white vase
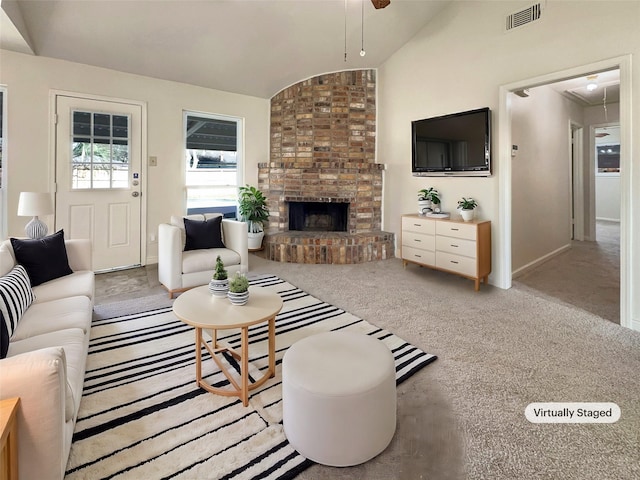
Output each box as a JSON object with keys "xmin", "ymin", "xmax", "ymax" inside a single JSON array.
[{"xmin": 460, "ymin": 209, "xmax": 475, "ymax": 222}]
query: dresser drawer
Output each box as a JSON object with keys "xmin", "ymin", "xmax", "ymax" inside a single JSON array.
[
  {"xmin": 402, "ymin": 216, "xmax": 435, "ymax": 235},
  {"xmin": 436, "ymin": 252, "xmax": 477, "ymax": 277},
  {"xmin": 402, "ymin": 246, "xmax": 435, "ymax": 267},
  {"xmin": 436, "ymin": 221, "xmax": 476, "ymax": 240},
  {"xmin": 402, "ymin": 231, "xmax": 435, "ymax": 251},
  {"xmin": 436, "ymin": 235, "xmax": 476, "ymax": 258}
]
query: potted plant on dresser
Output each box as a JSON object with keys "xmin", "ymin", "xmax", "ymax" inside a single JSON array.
[
  {"xmin": 457, "ymin": 197, "xmax": 478, "ymax": 222},
  {"xmin": 238, "ymin": 185, "xmax": 269, "ymax": 251},
  {"xmin": 209, "ymin": 255, "xmax": 229, "ymax": 297},
  {"xmin": 418, "ymin": 187, "xmax": 440, "ymax": 214}
]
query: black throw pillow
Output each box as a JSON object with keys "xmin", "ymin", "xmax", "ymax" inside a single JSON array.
[
  {"xmin": 10, "ymin": 230, "xmax": 73, "ymax": 287},
  {"xmin": 183, "ymin": 217, "xmax": 225, "ymax": 251}
]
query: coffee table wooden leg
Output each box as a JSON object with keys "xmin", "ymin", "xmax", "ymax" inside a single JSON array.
[
  {"xmin": 211, "ymin": 328, "xmax": 218, "ymax": 349},
  {"xmin": 241, "ymin": 326, "xmax": 250, "ymax": 406},
  {"xmin": 195, "ymin": 327, "xmax": 202, "ymax": 387},
  {"xmin": 268, "ymin": 317, "xmax": 276, "ymax": 378}
]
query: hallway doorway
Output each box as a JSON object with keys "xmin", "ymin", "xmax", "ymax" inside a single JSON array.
[
  {"xmin": 499, "ymin": 56, "xmax": 631, "ymax": 329},
  {"xmin": 514, "ymin": 220, "xmax": 620, "ymax": 324}
]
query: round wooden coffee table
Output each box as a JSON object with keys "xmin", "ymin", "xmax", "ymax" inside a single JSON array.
[{"xmin": 173, "ymin": 285, "xmax": 283, "ymax": 406}]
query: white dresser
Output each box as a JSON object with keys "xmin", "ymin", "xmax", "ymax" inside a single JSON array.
[{"xmin": 401, "ymin": 214, "xmax": 491, "ymax": 291}]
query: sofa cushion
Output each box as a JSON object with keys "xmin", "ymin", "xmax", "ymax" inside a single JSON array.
[
  {"xmin": 182, "ymin": 248, "xmax": 241, "ymax": 275},
  {"xmin": 32, "ymin": 270, "xmax": 95, "ymax": 305},
  {"xmin": 11, "ymin": 296, "xmax": 92, "ymax": 341},
  {"xmin": 8, "ymin": 329, "xmax": 87, "ymax": 422},
  {"xmin": 10, "ymin": 230, "xmax": 73, "ymax": 287},
  {"xmin": 184, "ymin": 216, "xmax": 225, "ymax": 251},
  {"xmin": 0, "ymin": 242, "xmax": 14, "ymax": 277},
  {"xmin": 0, "ymin": 265, "xmax": 35, "ymax": 358}
]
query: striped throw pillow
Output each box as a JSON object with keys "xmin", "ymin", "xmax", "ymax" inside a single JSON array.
[{"xmin": 0, "ymin": 265, "xmax": 35, "ymax": 358}]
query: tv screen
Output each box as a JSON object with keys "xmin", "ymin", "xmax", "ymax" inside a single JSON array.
[{"xmin": 412, "ymin": 107, "xmax": 491, "ymax": 176}]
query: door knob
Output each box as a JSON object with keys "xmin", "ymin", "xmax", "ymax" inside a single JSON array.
[{"xmin": 132, "ymin": 191, "xmax": 140, "ymax": 197}]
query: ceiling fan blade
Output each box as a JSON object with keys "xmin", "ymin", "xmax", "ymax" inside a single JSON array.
[{"xmin": 371, "ymin": 0, "xmax": 391, "ymax": 9}]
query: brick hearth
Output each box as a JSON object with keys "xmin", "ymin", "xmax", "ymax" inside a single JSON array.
[{"xmin": 258, "ymin": 70, "xmax": 394, "ymax": 264}]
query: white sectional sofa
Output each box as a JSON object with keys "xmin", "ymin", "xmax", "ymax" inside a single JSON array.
[
  {"xmin": 0, "ymin": 237, "xmax": 94, "ymax": 480},
  {"xmin": 158, "ymin": 214, "xmax": 248, "ymax": 298}
]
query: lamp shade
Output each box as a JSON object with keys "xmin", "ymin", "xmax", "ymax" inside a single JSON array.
[{"xmin": 17, "ymin": 192, "xmax": 54, "ymax": 217}]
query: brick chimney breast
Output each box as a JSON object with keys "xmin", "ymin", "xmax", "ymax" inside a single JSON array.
[{"xmin": 259, "ymin": 70, "xmax": 394, "ymax": 264}]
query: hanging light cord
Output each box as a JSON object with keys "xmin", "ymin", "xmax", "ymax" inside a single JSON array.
[
  {"xmin": 360, "ymin": 0, "xmax": 366, "ymax": 56},
  {"xmin": 344, "ymin": 0, "xmax": 348, "ymax": 62}
]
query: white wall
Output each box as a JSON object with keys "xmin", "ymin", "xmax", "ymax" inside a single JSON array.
[
  {"xmin": 595, "ymin": 176, "xmax": 620, "ymax": 221},
  {"xmin": 377, "ymin": 1, "xmax": 640, "ymax": 328},
  {"xmin": 510, "ymin": 85, "xmax": 583, "ymax": 273},
  {"xmin": 0, "ymin": 50, "xmax": 269, "ymax": 263}
]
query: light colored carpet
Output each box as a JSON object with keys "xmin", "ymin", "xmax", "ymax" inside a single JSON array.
[
  {"xmin": 514, "ymin": 220, "xmax": 620, "ymax": 323},
  {"xmin": 94, "ymin": 254, "xmax": 640, "ymax": 480}
]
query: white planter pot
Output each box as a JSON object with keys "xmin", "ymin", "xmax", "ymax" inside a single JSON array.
[
  {"xmin": 248, "ymin": 231, "xmax": 265, "ymax": 251},
  {"xmin": 228, "ymin": 290, "xmax": 249, "ymax": 305},
  {"xmin": 209, "ymin": 279, "xmax": 229, "ymax": 297},
  {"xmin": 460, "ymin": 209, "xmax": 475, "ymax": 222},
  {"xmin": 418, "ymin": 199, "xmax": 432, "ymax": 214}
]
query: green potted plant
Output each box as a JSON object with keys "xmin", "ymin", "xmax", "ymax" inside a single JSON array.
[
  {"xmin": 238, "ymin": 185, "xmax": 269, "ymax": 250},
  {"xmin": 457, "ymin": 197, "xmax": 478, "ymax": 222},
  {"xmin": 209, "ymin": 255, "xmax": 229, "ymax": 297},
  {"xmin": 227, "ymin": 272, "xmax": 250, "ymax": 305},
  {"xmin": 418, "ymin": 187, "xmax": 440, "ymax": 214}
]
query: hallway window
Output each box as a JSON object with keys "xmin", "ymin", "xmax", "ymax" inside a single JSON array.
[{"xmin": 184, "ymin": 112, "xmax": 242, "ymax": 216}]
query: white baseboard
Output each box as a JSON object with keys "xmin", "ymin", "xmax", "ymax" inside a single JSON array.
[
  {"xmin": 146, "ymin": 255, "xmax": 158, "ymax": 265},
  {"xmin": 631, "ymin": 317, "xmax": 640, "ymax": 332},
  {"xmin": 512, "ymin": 244, "xmax": 571, "ymax": 279},
  {"xmin": 596, "ymin": 217, "xmax": 620, "ymax": 223}
]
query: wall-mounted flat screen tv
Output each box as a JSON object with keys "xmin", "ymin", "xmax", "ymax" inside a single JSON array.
[{"xmin": 411, "ymin": 107, "xmax": 491, "ymax": 177}]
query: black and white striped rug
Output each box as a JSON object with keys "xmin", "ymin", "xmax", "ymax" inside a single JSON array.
[{"xmin": 66, "ymin": 275, "xmax": 437, "ymax": 480}]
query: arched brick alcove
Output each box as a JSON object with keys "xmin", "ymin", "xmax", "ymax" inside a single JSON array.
[{"xmin": 258, "ymin": 70, "xmax": 394, "ymax": 264}]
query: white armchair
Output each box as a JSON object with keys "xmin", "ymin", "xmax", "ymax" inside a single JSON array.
[{"xmin": 158, "ymin": 214, "xmax": 248, "ymax": 298}]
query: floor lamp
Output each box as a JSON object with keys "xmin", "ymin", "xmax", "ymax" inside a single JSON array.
[{"xmin": 17, "ymin": 192, "xmax": 53, "ymax": 239}]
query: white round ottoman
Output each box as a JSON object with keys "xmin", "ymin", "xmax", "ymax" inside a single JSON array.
[{"xmin": 282, "ymin": 331, "xmax": 396, "ymax": 467}]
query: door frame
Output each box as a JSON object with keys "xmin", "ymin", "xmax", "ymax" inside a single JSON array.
[
  {"xmin": 498, "ymin": 55, "xmax": 632, "ymax": 330},
  {"xmin": 571, "ymin": 123, "xmax": 584, "ymax": 241},
  {"xmin": 49, "ymin": 90, "xmax": 148, "ymax": 268}
]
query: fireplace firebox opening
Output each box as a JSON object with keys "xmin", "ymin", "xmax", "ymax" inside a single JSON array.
[{"xmin": 288, "ymin": 202, "xmax": 349, "ymax": 232}]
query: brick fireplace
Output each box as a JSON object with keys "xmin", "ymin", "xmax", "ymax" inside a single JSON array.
[{"xmin": 258, "ymin": 70, "xmax": 394, "ymax": 264}]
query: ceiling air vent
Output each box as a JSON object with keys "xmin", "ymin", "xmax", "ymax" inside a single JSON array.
[{"xmin": 506, "ymin": 3, "xmax": 543, "ymax": 31}]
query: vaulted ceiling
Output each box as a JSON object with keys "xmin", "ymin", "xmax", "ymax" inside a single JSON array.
[{"xmin": 1, "ymin": 0, "xmax": 451, "ymax": 98}]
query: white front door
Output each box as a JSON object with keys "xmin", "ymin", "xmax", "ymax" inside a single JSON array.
[{"xmin": 55, "ymin": 95, "xmax": 143, "ymax": 271}]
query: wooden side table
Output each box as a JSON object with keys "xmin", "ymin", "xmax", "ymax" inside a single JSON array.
[{"xmin": 0, "ymin": 397, "xmax": 20, "ymax": 480}]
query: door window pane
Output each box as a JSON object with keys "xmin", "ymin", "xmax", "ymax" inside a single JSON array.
[{"xmin": 71, "ymin": 110, "xmax": 130, "ymax": 189}]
